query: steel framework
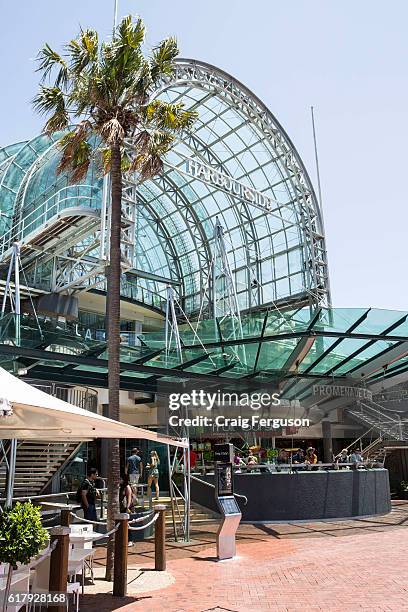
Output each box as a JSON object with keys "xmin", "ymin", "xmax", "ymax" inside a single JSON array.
[{"xmin": 0, "ymin": 59, "xmax": 330, "ymax": 321}]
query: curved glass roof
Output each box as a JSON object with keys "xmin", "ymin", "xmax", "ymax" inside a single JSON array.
[{"xmin": 0, "ymin": 59, "xmax": 330, "ymax": 317}]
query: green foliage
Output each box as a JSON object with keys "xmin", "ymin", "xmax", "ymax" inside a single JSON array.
[
  {"xmin": 0, "ymin": 502, "xmax": 49, "ymax": 568},
  {"xmin": 33, "ymin": 14, "xmax": 197, "ymax": 183}
]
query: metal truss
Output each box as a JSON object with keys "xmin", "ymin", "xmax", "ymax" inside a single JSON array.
[
  {"xmin": 155, "ymin": 58, "xmax": 331, "ymax": 308},
  {"xmin": 165, "ymin": 285, "xmax": 182, "ymax": 360},
  {"xmin": 0, "ymin": 58, "xmax": 331, "ymax": 315}
]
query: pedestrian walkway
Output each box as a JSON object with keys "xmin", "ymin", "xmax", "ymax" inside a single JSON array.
[{"xmin": 81, "ymin": 500, "xmax": 408, "ymax": 611}]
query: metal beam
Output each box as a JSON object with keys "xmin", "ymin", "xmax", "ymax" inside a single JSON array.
[
  {"xmin": 302, "ymin": 308, "xmax": 371, "ymax": 375},
  {"xmin": 0, "ymin": 344, "xmax": 232, "ymax": 383},
  {"xmin": 26, "ymin": 366, "xmax": 159, "ymax": 393},
  {"xmin": 126, "ymin": 268, "xmax": 181, "ymax": 286},
  {"xmin": 177, "ymin": 352, "xmax": 213, "ymax": 371}
]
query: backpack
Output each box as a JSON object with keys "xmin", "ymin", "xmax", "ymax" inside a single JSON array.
[
  {"xmin": 76, "ymin": 478, "xmax": 88, "ymax": 503},
  {"xmin": 76, "ymin": 485, "xmax": 83, "ymax": 504}
]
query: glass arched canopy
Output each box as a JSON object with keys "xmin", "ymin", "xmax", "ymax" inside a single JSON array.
[{"xmin": 0, "ymin": 59, "xmax": 330, "ymax": 317}]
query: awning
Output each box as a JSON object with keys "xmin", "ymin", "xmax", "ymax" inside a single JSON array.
[{"xmin": 0, "ymin": 367, "xmax": 187, "ymax": 447}]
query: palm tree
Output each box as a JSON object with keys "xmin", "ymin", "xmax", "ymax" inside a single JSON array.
[{"xmin": 33, "ymin": 15, "xmax": 196, "ymax": 579}]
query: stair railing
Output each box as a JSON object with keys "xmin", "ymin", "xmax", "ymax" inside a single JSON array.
[{"xmin": 190, "ymin": 474, "xmax": 248, "ymax": 505}]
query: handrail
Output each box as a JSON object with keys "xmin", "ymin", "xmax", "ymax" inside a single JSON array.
[
  {"xmin": 190, "ymin": 474, "xmax": 248, "ymax": 505},
  {"xmin": 0, "ymin": 488, "xmax": 107, "ymax": 503},
  {"xmin": 0, "ymin": 490, "xmax": 77, "ymax": 502}
]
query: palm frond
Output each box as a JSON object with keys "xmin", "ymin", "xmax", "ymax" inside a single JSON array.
[
  {"xmin": 43, "ymin": 111, "xmax": 69, "ymax": 134},
  {"xmin": 32, "ymin": 87, "xmax": 68, "ymax": 134},
  {"xmin": 150, "ymin": 36, "xmax": 178, "ymax": 82},
  {"xmin": 100, "ymin": 118, "xmax": 125, "ymax": 145},
  {"xmin": 144, "ymin": 100, "xmax": 197, "ymax": 132},
  {"xmin": 66, "ymin": 28, "xmax": 98, "ymax": 74},
  {"xmin": 36, "ymin": 44, "xmax": 69, "ymax": 87},
  {"xmin": 117, "ymin": 15, "xmax": 145, "ymax": 49},
  {"xmin": 57, "ymin": 123, "xmax": 92, "ymax": 181},
  {"xmin": 100, "ymin": 148, "xmax": 111, "ymax": 173},
  {"xmin": 129, "ymin": 129, "xmax": 175, "ymax": 179}
]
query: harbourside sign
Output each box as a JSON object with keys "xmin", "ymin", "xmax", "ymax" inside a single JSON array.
[
  {"xmin": 185, "ymin": 158, "xmax": 279, "ymax": 214},
  {"xmin": 313, "ymin": 384, "xmax": 372, "ymax": 401}
]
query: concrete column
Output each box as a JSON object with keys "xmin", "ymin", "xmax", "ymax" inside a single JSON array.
[{"xmin": 322, "ymin": 420, "xmax": 333, "ymax": 463}]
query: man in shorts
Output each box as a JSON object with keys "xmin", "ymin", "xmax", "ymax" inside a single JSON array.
[{"xmin": 126, "ymin": 447, "xmax": 143, "ymax": 485}]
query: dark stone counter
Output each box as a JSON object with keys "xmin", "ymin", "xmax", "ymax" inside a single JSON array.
[{"xmin": 190, "ymin": 468, "xmax": 391, "ymax": 521}]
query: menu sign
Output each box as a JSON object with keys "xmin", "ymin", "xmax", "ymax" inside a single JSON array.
[{"xmin": 214, "ymin": 443, "xmax": 234, "ymax": 463}]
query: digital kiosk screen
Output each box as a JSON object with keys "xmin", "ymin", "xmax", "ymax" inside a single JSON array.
[
  {"xmin": 216, "ymin": 463, "xmax": 233, "ymax": 497},
  {"xmin": 219, "ymin": 496, "xmax": 240, "ymax": 515}
]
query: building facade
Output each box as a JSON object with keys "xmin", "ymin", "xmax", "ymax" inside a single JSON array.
[{"xmin": 1, "ymin": 59, "xmax": 408, "ymax": 487}]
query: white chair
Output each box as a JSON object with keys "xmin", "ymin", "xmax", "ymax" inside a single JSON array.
[
  {"xmin": 69, "ymin": 525, "xmax": 95, "ymax": 593},
  {"xmin": 0, "ymin": 565, "xmax": 30, "ymax": 612},
  {"xmin": 28, "ymin": 550, "xmax": 51, "ymax": 611},
  {"xmin": 66, "ymin": 581, "xmax": 80, "ymax": 612}
]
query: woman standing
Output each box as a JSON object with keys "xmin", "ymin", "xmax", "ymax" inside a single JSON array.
[
  {"xmin": 119, "ymin": 474, "xmax": 133, "ymax": 513},
  {"xmin": 147, "ymin": 450, "xmax": 160, "ymax": 500}
]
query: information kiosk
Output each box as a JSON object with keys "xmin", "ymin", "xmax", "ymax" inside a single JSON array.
[{"xmin": 214, "ymin": 443, "xmax": 242, "ymax": 560}]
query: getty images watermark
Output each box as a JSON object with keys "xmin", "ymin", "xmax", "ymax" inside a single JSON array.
[{"xmin": 167, "ymin": 389, "xmax": 310, "ymax": 430}]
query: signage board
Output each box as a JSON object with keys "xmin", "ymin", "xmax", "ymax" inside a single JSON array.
[
  {"xmin": 185, "ymin": 158, "xmax": 278, "ymax": 214},
  {"xmin": 214, "ymin": 442, "xmax": 234, "ymax": 463},
  {"xmin": 313, "ymin": 384, "xmax": 372, "ymax": 401}
]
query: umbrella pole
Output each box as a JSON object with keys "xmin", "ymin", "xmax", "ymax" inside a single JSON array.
[{"xmin": 5, "ymin": 439, "xmax": 17, "ymax": 507}]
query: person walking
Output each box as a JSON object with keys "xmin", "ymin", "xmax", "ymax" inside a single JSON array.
[
  {"xmin": 146, "ymin": 450, "xmax": 160, "ymax": 500},
  {"xmin": 79, "ymin": 468, "xmax": 99, "ymax": 521},
  {"xmin": 126, "ymin": 447, "xmax": 143, "ymax": 485}
]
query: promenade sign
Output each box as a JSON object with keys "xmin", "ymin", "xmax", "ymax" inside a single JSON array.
[{"xmin": 313, "ymin": 384, "xmax": 372, "ymax": 401}]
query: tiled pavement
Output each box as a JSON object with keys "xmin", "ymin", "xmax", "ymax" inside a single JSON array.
[{"xmin": 80, "ymin": 501, "xmax": 408, "ymax": 612}]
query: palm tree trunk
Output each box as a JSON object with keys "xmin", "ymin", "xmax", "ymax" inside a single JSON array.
[{"xmin": 104, "ymin": 143, "xmax": 122, "ymax": 581}]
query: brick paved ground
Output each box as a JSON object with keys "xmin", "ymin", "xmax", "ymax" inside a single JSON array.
[{"xmin": 80, "ymin": 501, "xmax": 408, "ymax": 612}]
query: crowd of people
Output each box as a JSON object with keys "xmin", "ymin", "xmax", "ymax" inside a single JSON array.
[
  {"xmin": 231, "ymin": 445, "xmax": 365, "ymax": 470},
  {"xmin": 78, "ymin": 447, "xmax": 162, "ymax": 523},
  {"xmin": 77, "ymin": 444, "xmax": 366, "ymax": 521}
]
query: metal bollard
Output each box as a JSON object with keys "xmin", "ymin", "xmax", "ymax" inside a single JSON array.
[
  {"xmin": 49, "ymin": 527, "xmax": 70, "ymax": 612},
  {"xmin": 154, "ymin": 504, "xmax": 167, "ymax": 571},
  {"xmin": 113, "ymin": 513, "xmax": 129, "ymax": 597}
]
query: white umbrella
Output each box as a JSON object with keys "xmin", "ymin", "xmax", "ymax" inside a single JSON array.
[
  {"xmin": 0, "ymin": 366, "xmax": 182, "ymax": 445},
  {"xmin": 0, "ymin": 366, "xmax": 186, "ymax": 504}
]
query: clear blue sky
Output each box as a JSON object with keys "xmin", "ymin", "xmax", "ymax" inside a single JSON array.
[{"xmin": 1, "ymin": 1, "xmax": 407, "ymax": 310}]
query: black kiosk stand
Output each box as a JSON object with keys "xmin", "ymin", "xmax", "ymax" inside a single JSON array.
[{"xmin": 214, "ymin": 443, "xmax": 242, "ymax": 560}]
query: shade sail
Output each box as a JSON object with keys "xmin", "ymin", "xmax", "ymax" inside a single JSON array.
[{"xmin": 0, "ymin": 367, "xmax": 186, "ymax": 447}]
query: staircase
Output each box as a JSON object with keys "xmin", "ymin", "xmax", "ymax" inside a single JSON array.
[
  {"xmin": 0, "ymin": 441, "xmax": 81, "ymax": 498},
  {"xmin": 361, "ymin": 437, "xmax": 387, "ymax": 464},
  {"xmin": 151, "ymin": 497, "xmax": 219, "ymax": 533},
  {"xmin": 347, "ymin": 400, "xmax": 408, "ymax": 442}
]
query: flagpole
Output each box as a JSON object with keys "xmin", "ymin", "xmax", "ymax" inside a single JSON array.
[{"xmin": 113, "ymin": 0, "xmax": 118, "ymax": 31}]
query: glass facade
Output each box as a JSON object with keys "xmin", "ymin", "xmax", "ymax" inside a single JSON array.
[{"xmin": 0, "ymin": 59, "xmax": 329, "ymax": 317}]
